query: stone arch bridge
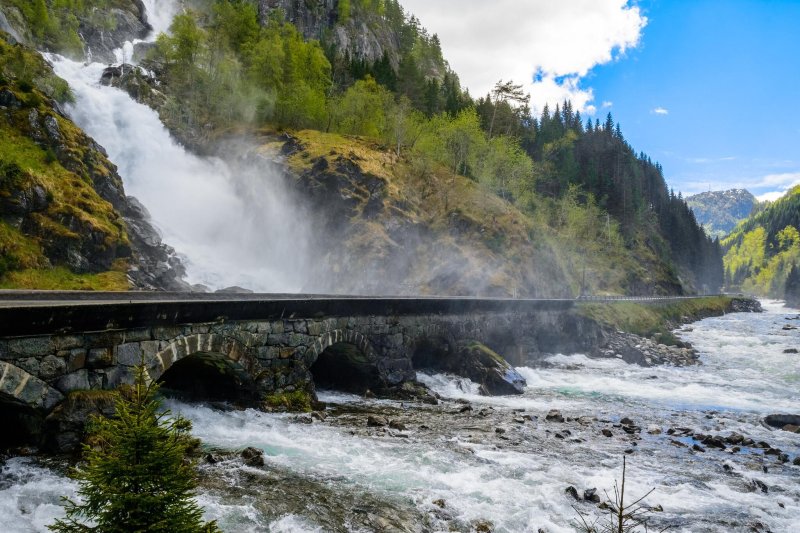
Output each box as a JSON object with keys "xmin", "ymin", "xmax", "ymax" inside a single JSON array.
[{"xmin": 0, "ymin": 293, "xmax": 595, "ymax": 415}]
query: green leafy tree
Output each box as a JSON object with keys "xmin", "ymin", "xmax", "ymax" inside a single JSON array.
[
  {"xmin": 331, "ymin": 76, "xmax": 392, "ymax": 137},
  {"xmin": 49, "ymin": 366, "xmax": 219, "ymax": 533}
]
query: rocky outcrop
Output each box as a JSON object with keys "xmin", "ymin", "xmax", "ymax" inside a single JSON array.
[
  {"xmin": 80, "ymin": 2, "xmax": 150, "ymax": 63},
  {"xmin": 258, "ymin": 0, "xmax": 401, "ymax": 66},
  {"xmin": 100, "ymin": 64, "xmax": 166, "ymax": 109},
  {"xmin": 594, "ymin": 331, "xmax": 699, "ymax": 367},
  {"xmin": 120, "ymin": 196, "xmax": 189, "ymax": 291}
]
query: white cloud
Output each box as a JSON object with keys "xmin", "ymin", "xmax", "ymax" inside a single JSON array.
[
  {"xmin": 398, "ymin": 0, "xmax": 647, "ymax": 114},
  {"xmin": 652, "ymin": 107, "xmax": 669, "ymax": 115},
  {"xmin": 757, "ymin": 172, "xmax": 800, "ymax": 189},
  {"xmin": 757, "ymin": 191, "xmax": 785, "ymax": 202},
  {"xmin": 601, "ymin": 101, "xmax": 613, "ymax": 109}
]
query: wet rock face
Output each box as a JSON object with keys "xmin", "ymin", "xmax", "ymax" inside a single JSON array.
[{"xmin": 79, "ymin": 4, "xmax": 151, "ymax": 63}]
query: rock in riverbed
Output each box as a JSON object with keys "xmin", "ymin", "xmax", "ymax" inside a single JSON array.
[{"xmin": 764, "ymin": 414, "xmax": 800, "ymax": 431}]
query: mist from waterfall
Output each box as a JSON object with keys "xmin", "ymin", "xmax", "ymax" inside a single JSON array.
[
  {"xmin": 48, "ymin": 1, "xmax": 318, "ymax": 292},
  {"xmin": 140, "ymin": 0, "xmax": 180, "ymax": 36}
]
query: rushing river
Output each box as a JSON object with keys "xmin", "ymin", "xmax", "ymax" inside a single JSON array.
[{"xmin": 2, "ymin": 301, "xmax": 798, "ymax": 532}]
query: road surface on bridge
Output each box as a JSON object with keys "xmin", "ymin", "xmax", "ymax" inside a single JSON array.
[{"xmin": 0, "ymin": 291, "xmax": 726, "ymax": 337}]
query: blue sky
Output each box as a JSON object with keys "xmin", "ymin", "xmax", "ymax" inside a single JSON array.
[
  {"xmin": 587, "ymin": 0, "xmax": 800, "ymax": 199},
  {"xmin": 402, "ymin": 0, "xmax": 800, "ymax": 200}
]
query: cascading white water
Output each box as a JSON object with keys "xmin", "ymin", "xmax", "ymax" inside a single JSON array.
[
  {"xmin": 140, "ymin": 0, "xmax": 180, "ymax": 37},
  {"xmin": 47, "ymin": 0, "xmax": 317, "ymax": 292}
]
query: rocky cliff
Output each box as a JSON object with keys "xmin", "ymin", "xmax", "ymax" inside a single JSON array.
[{"xmin": 259, "ymin": 0, "xmax": 398, "ymax": 65}]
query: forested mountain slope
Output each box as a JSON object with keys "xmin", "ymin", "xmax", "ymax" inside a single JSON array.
[
  {"xmin": 723, "ymin": 186, "xmax": 800, "ymax": 297},
  {"xmin": 686, "ymin": 189, "xmax": 756, "ymax": 238},
  {"xmin": 0, "ymin": 0, "xmax": 722, "ymax": 295}
]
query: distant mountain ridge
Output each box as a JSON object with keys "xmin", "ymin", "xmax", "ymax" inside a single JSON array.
[{"xmin": 686, "ymin": 189, "xmax": 756, "ymax": 238}]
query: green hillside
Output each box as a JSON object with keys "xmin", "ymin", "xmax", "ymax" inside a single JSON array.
[{"xmin": 722, "ymin": 185, "xmax": 800, "ymax": 297}]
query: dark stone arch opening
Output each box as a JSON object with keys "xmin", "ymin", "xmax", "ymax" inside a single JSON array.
[
  {"xmin": 157, "ymin": 352, "xmax": 256, "ymax": 404},
  {"xmin": 309, "ymin": 343, "xmax": 382, "ymax": 394},
  {"xmin": 411, "ymin": 337, "xmax": 455, "ymax": 371},
  {"xmin": 0, "ymin": 394, "xmax": 42, "ymax": 450}
]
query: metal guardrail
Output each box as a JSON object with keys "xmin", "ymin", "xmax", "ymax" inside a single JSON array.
[{"xmin": 575, "ymin": 293, "xmax": 748, "ymax": 302}]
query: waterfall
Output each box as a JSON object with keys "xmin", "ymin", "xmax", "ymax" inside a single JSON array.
[
  {"xmin": 140, "ymin": 0, "xmax": 181, "ymax": 38},
  {"xmin": 46, "ymin": 1, "xmax": 316, "ymax": 292}
]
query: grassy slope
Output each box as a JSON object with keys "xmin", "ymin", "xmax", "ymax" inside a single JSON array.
[
  {"xmin": 266, "ymin": 129, "xmax": 682, "ymax": 296},
  {"xmin": 578, "ymin": 296, "xmax": 734, "ymax": 344}
]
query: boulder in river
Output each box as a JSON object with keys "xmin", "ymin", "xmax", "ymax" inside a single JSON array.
[
  {"xmin": 240, "ymin": 446, "xmax": 265, "ymax": 467},
  {"xmin": 546, "ymin": 410, "xmax": 565, "ymax": 423},
  {"xmin": 764, "ymin": 414, "xmax": 800, "ymax": 429},
  {"xmin": 367, "ymin": 415, "xmax": 388, "ymax": 427},
  {"xmin": 453, "ymin": 341, "xmax": 527, "ymax": 395}
]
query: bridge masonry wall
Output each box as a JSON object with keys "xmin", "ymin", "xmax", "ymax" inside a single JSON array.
[{"xmin": 0, "ymin": 308, "xmax": 594, "ymax": 409}]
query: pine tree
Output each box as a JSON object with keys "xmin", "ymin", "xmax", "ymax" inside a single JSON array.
[{"xmin": 50, "ymin": 366, "xmax": 220, "ymax": 533}]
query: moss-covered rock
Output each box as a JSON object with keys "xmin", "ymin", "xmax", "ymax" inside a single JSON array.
[
  {"xmin": 453, "ymin": 341, "xmax": 526, "ymax": 396},
  {"xmin": 42, "ymin": 389, "xmax": 117, "ymax": 454},
  {"xmin": 262, "ymin": 389, "xmax": 314, "ymax": 413}
]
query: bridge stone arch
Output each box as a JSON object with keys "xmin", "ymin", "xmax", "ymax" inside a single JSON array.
[
  {"xmin": 308, "ymin": 329, "xmax": 378, "ymax": 365},
  {"xmin": 147, "ymin": 333, "xmax": 258, "ymax": 383},
  {"xmin": 144, "ymin": 333, "xmax": 262, "ymax": 403},
  {"xmin": 0, "ymin": 361, "xmax": 63, "ymax": 410},
  {"xmin": 306, "ymin": 329, "xmax": 383, "ymax": 394}
]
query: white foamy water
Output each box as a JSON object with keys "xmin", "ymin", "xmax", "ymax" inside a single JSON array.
[
  {"xmin": 140, "ymin": 0, "xmax": 180, "ymax": 37},
  {"xmin": 0, "ymin": 458, "xmax": 78, "ymax": 533},
  {"xmin": 2, "ymin": 303, "xmax": 799, "ymax": 531}
]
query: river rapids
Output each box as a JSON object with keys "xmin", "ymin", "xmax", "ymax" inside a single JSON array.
[{"xmin": 2, "ymin": 301, "xmax": 798, "ymax": 532}]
